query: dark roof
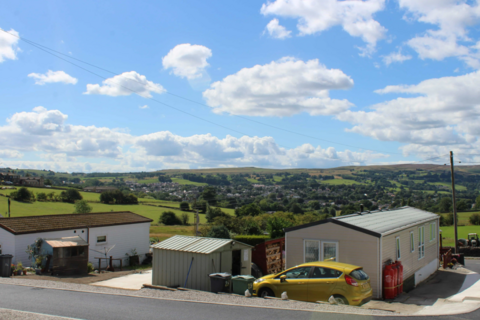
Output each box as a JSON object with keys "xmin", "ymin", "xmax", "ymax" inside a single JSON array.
[
  {"xmin": 0, "ymin": 211, "xmax": 153, "ymax": 235},
  {"xmin": 284, "ymin": 206, "xmax": 438, "ymax": 238}
]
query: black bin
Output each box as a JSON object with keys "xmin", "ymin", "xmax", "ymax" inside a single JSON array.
[
  {"xmin": 209, "ymin": 273, "xmax": 232, "ymax": 293},
  {"xmin": 0, "ymin": 254, "xmax": 13, "ymax": 277}
]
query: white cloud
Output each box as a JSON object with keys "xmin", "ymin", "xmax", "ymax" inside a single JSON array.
[
  {"xmin": 203, "ymin": 57, "xmax": 354, "ymax": 117},
  {"xmin": 85, "ymin": 71, "xmax": 166, "ymax": 98},
  {"xmin": 264, "ymin": 19, "xmax": 292, "ymax": 39},
  {"xmin": 399, "ymin": 0, "xmax": 480, "ymax": 66},
  {"xmin": 260, "ymin": 0, "xmax": 387, "ymax": 55},
  {"xmin": 337, "ymin": 71, "xmax": 480, "ymax": 158},
  {"xmin": 382, "ymin": 51, "xmax": 412, "ymax": 66},
  {"xmin": 0, "ymin": 107, "xmax": 387, "ymax": 172},
  {"xmin": 0, "ymin": 28, "xmax": 20, "ymax": 63},
  {"xmin": 28, "ymin": 70, "xmax": 78, "ymax": 85},
  {"xmin": 139, "ymin": 105, "xmax": 149, "ymax": 109},
  {"xmin": 162, "ymin": 44, "xmax": 212, "ymax": 80}
]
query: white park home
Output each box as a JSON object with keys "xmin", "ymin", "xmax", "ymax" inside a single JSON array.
[
  {"xmin": 0, "ymin": 211, "xmax": 152, "ymax": 268},
  {"xmin": 284, "ymin": 206, "xmax": 440, "ymax": 299}
]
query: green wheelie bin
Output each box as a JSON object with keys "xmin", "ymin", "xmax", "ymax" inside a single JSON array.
[{"xmin": 232, "ymin": 275, "xmax": 256, "ymax": 295}]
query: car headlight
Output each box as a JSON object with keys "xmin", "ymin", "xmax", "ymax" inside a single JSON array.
[{"xmin": 254, "ymin": 278, "xmax": 265, "ymax": 284}]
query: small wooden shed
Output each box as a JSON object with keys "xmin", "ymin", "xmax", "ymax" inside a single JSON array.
[
  {"xmin": 43, "ymin": 236, "xmax": 89, "ymax": 275},
  {"xmin": 151, "ymin": 236, "xmax": 253, "ymax": 291}
]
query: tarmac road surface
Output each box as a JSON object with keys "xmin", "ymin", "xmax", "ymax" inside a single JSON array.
[{"xmin": 0, "ymin": 283, "xmax": 479, "ymax": 320}]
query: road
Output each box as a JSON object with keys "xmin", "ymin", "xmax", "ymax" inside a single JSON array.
[{"xmin": 0, "ymin": 260, "xmax": 478, "ymax": 320}]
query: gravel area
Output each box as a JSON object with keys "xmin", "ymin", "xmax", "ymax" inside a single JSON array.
[
  {"xmin": 0, "ymin": 277, "xmax": 393, "ymax": 316},
  {"xmin": 0, "ymin": 307, "xmax": 74, "ymax": 320}
]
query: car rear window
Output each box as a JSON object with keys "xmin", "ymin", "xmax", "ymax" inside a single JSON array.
[{"xmin": 349, "ymin": 269, "xmax": 369, "ymax": 280}]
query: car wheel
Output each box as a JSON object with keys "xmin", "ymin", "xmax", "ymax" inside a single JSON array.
[
  {"xmin": 259, "ymin": 288, "xmax": 275, "ymax": 298},
  {"xmin": 333, "ymin": 295, "xmax": 349, "ymax": 305}
]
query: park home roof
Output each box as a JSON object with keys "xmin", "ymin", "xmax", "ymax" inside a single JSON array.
[
  {"xmin": 285, "ymin": 206, "xmax": 438, "ymax": 237},
  {"xmin": 0, "ymin": 211, "xmax": 152, "ymax": 235},
  {"xmin": 151, "ymin": 235, "xmax": 252, "ymax": 254}
]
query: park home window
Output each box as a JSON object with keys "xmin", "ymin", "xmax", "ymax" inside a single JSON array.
[
  {"xmin": 410, "ymin": 231, "xmax": 415, "ymax": 253},
  {"xmin": 418, "ymin": 226, "xmax": 425, "ymax": 259},
  {"xmin": 304, "ymin": 240, "xmax": 338, "ymax": 263},
  {"xmin": 396, "ymin": 237, "xmax": 401, "ymax": 260},
  {"xmin": 430, "ymin": 222, "xmax": 436, "ymax": 241},
  {"xmin": 97, "ymin": 236, "xmax": 107, "ymax": 243}
]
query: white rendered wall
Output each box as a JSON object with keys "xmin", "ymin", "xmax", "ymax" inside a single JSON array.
[
  {"xmin": 11, "ymin": 222, "xmax": 150, "ymax": 268},
  {"xmin": 0, "ymin": 227, "xmax": 15, "ymax": 257},
  {"xmin": 415, "ymin": 258, "xmax": 439, "ymax": 286}
]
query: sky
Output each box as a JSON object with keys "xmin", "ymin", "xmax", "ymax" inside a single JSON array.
[{"xmin": 1, "ymin": 0, "xmax": 480, "ymax": 173}]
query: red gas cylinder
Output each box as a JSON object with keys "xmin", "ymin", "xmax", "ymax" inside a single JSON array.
[
  {"xmin": 383, "ymin": 264, "xmax": 397, "ymax": 299},
  {"xmin": 396, "ymin": 261, "xmax": 404, "ymax": 294}
]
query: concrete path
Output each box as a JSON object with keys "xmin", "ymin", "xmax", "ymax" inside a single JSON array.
[
  {"xmin": 362, "ymin": 264, "xmax": 480, "ymax": 316},
  {"xmin": 91, "ymin": 270, "xmax": 152, "ymax": 290}
]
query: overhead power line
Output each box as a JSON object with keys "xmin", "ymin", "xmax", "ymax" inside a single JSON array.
[{"xmin": 0, "ymin": 29, "xmax": 404, "ymax": 156}]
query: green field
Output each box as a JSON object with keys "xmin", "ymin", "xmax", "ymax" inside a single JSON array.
[
  {"xmin": 149, "ymin": 225, "xmax": 195, "ymax": 242},
  {"xmin": 246, "ymin": 178, "xmax": 260, "ymax": 183},
  {"xmin": 430, "ymin": 182, "xmax": 467, "ymax": 191},
  {"xmin": 440, "ymin": 226, "xmax": 480, "ymax": 246},
  {"xmin": 440, "ymin": 211, "xmax": 479, "ymax": 225},
  {"xmin": 320, "ymin": 179, "xmax": 363, "ymax": 185},
  {"xmin": 170, "ymin": 178, "xmax": 207, "ymax": 186}
]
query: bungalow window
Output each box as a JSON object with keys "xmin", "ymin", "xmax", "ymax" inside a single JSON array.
[
  {"xmin": 418, "ymin": 226, "xmax": 425, "ymax": 259},
  {"xmin": 97, "ymin": 236, "xmax": 107, "ymax": 243},
  {"xmin": 396, "ymin": 237, "xmax": 401, "ymax": 260},
  {"xmin": 410, "ymin": 231, "xmax": 415, "ymax": 253}
]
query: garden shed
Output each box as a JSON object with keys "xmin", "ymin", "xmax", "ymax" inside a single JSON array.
[
  {"xmin": 42, "ymin": 236, "xmax": 89, "ymax": 275},
  {"xmin": 151, "ymin": 235, "xmax": 253, "ymax": 291},
  {"xmin": 284, "ymin": 206, "xmax": 440, "ymax": 299}
]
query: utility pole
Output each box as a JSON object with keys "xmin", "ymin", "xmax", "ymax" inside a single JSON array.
[
  {"xmin": 450, "ymin": 151, "xmax": 458, "ymax": 254},
  {"xmin": 8, "ymin": 198, "xmax": 10, "ymax": 218}
]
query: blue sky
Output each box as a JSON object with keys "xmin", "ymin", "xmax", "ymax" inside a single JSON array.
[{"xmin": 1, "ymin": 0, "xmax": 480, "ymax": 172}]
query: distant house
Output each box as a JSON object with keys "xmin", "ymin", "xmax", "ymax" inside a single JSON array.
[
  {"xmin": 284, "ymin": 206, "xmax": 440, "ymax": 299},
  {"xmin": 83, "ymin": 186, "xmax": 118, "ymax": 193},
  {"xmin": 0, "ymin": 211, "xmax": 152, "ymax": 269},
  {"xmin": 1, "ymin": 173, "xmax": 44, "ymax": 187}
]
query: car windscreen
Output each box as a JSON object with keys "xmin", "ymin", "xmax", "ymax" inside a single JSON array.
[{"xmin": 349, "ymin": 269, "xmax": 369, "ymax": 280}]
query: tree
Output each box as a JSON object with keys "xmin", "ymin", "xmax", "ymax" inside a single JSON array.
[
  {"xmin": 475, "ymin": 195, "xmax": 480, "ymax": 209},
  {"xmin": 242, "ymin": 218, "xmax": 263, "ymax": 235},
  {"xmin": 74, "ymin": 200, "xmax": 93, "ymax": 214},
  {"xmin": 206, "ymin": 205, "xmax": 226, "ymax": 223},
  {"xmin": 60, "ymin": 189, "xmax": 82, "ymax": 203},
  {"xmin": 206, "ymin": 225, "xmax": 230, "ymax": 239},
  {"xmin": 159, "ymin": 211, "xmax": 182, "ymax": 225},
  {"xmin": 202, "ymin": 186, "xmax": 217, "ymax": 205},
  {"xmin": 158, "ymin": 175, "xmax": 172, "ymax": 183},
  {"xmin": 12, "ymin": 187, "xmax": 34, "ymax": 202},
  {"xmin": 469, "ymin": 213, "xmax": 480, "ymax": 226},
  {"xmin": 100, "ymin": 190, "xmax": 138, "ymax": 204},
  {"xmin": 180, "ymin": 213, "xmax": 190, "ymax": 225},
  {"xmin": 289, "ymin": 203, "xmax": 304, "ymax": 214},
  {"xmin": 267, "ymin": 217, "xmax": 293, "ymax": 239},
  {"xmin": 192, "ymin": 200, "xmax": 207, "ymax": 213},
  {"xmin": 438, "ymin": 198, "xmax": 452, "ymax": 213},
  {"xmin": 235, "ymin": 203, "xmax": 262, "ymax": 217},
  {"xmin": 445, "ymin": 212, "xmax": 457, "ymax": 226},
  {"xmin": 36, "ymin": 192, "xmax": 47, "ymax": 202},
  {"xmin": 456, "ymin": 199, "xmax": 469, "ymax": 211},
  {"xmin": 330, "ymin": 208, "xmax": 336, "ymax": 216},
  {"xmin": 179, "ymin": 201, "xmax": 190, "ymax": 211}
]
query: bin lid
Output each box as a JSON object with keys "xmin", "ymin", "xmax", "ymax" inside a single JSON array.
[
  {"xmin": 232, "ymin": 275, "xmax": 256, "ymax": 280},
  {"xmin": 209, "ymin": 272, "xmax": 231, "ymax": 278},
  {"xmin": 0, "ymin": 254, "xmax": 13, "ymax": 258}
]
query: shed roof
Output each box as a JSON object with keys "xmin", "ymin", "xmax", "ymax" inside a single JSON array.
[
  {"xmin": 285, "ymin": 206, "xmax": 439, "ymax": 237},
  {"xmin": 0, "ymin": 211, "xmax": 152, "ymax": 235},
  {"xmin": 151, "ymin": 235, "xmax": 252, "ymax": 254},
  {"xmin": 45, "ymin": 236, "xmax": 88, "ymax": 248}
]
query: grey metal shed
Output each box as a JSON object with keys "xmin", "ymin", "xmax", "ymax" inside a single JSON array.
[{"xmin": 151, "ymin": 236, "xmax": 253, "ymax": 291}]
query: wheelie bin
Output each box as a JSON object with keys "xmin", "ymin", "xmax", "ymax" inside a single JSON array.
[{"xmin": 209, "ymin": 273, "xmax": 232, "ymax": 293}]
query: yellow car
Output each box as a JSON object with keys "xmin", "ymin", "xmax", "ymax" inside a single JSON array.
[{"xmin": 252, "ymin": 261, "xmax": 372, "ymax": 305}]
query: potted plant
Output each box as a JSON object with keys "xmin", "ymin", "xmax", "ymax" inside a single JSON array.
[
  {"xmin": 125, "ymin": 248, "xmax": 139, "ymax": 267},
  {"xmin": 11, "ymin": 264, "xmax": 15, "ymax": 276},
  {"xmin": 34, "ymin": 256, "xmax": 43, "ymax": 275},
  {"xmin": 16, "ymin": 262, "xmax": 23, "ymax": 276}
]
